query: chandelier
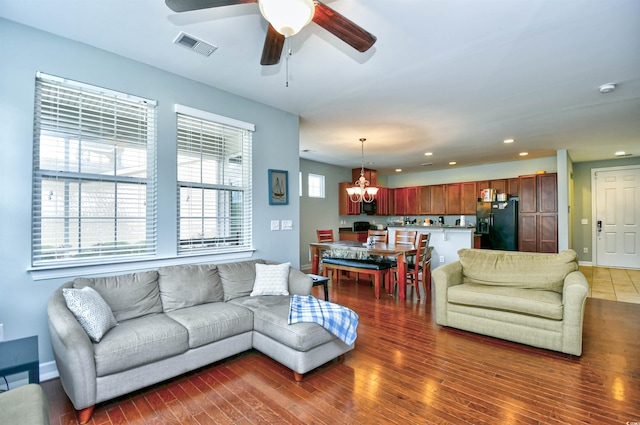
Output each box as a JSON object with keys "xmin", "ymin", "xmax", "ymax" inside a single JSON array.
[
  {"xmin": 258, "ymin": 0, "xmax": 315, "ymax": 37},
  {"xmin": 346, "ymin": 138, "xmax": 379, "ymax": 203}
]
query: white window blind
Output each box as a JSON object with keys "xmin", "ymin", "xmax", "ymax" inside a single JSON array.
[
  {"xmin": 176, "ymin": 108, "xmax": 253, "ymax": 254},
  {"xmin": 32, "ymin": 73, "xmax": 157, "ymax": 266}
]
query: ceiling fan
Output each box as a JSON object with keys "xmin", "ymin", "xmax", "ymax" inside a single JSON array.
[{"xmin": 165, "ymin": 0, "xmax": 377, "ymax": 65}]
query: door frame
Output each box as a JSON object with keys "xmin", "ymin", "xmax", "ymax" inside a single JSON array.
[{"xmin": 591, "ymin": 164, "xmax": 640, "ymax": 268}]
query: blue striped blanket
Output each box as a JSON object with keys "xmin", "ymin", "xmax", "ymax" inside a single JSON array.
[{"xmin": 288, "ymin": 295, "xmax": 359, "ymax": 346}]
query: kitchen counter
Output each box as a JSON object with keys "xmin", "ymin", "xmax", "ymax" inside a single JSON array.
[{"xmin": 387, "ymin": 226, "xmax": 475, "ymax": 268}]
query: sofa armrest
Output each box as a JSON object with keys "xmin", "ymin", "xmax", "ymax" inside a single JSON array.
[
  {"xmin": 47, "ymin": 284, "xmax": 97, "ymax": 410},
  {"xmin": 432, "ymin": 261, "xmax": 464, "ymax": 326},
  {"xmin": 560, "ymin": 270, "xmax": 589, "ymax": 356}
]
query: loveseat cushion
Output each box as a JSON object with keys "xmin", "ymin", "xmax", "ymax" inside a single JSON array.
[
  {"xmin": 229, "ymin": 296, "xmax": 335, "ymax": 351},
  {"xmin": 458, "ymin": 249, "xmax": 578, "ymax": 293},
  {"xmin": 73, "ymin": 271, "xmax": 163, "ymax": 322},
  {"xmin": 166, "ymin": 303, "xmax": 254, "ymax": 349},
  {"xmin": 448, "ymin": 283, "xmax": 564, "ymax": 320},
  {"xmin": 158, "ymin": 264, "xmax": 224, "ymax": 312},
  {"xmin": 218, "ymin": 259, "xmax": 265, "ymax": 301},
  {"xmin": 93, "ymin": 314, "xmax": 189, "ymax": 377}
]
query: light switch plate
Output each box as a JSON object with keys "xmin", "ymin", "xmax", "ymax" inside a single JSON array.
[
  {"xmin": 581, "ymin": 219, "xmax": 588, "ymax": 225},
  {"xmin": 281, "ymin": 220, "xmax": 293, "ymax": 230},
  {"xmin": 270, "ymin": 220, "xmax": 280, "ymax": 231}
]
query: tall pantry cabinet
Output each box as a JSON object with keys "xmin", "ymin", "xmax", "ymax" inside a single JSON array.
[{"xmin": 518, "ymin": 173, "xmax": 558, "ymax": 253}]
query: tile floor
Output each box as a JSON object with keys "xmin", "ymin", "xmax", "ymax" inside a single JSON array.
[{"xmin": 581, "ymin": 265, "xmax": 640, "ymax": 304}]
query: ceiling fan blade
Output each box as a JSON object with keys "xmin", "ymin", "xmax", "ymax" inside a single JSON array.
[
  {"xmin": 260, "ymin": 24, "xmax": 285, "ymax": 65},
  {"xmin": 312, "ymin": 2, "xmax": 376, "ymax": 52},
  {"xmin": 165, "ymin": 0, "xmax": 255, "ymax": 13}
]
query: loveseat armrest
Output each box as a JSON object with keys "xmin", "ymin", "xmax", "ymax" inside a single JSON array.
[
  {"xmin": 432, "ymin": 261, "xmax": 464, "ymax": 326},
  {"xmin": 47, "ymin": 283, "xmax": 97, "ymax": 410},
  {"xmin": 288, "ymin": 267, "xmax": 313, "ymax": 295},
  {"xmin": 560, "ymin": 270, "xmax": 589, "ymax": 356}
]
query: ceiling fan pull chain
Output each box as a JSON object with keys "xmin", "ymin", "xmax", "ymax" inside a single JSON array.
[{"xmin": 285, "ymin": 37, "xmax": 292, "ymax": 87}]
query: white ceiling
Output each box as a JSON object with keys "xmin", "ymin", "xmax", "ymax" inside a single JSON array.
[{"xmin": 1, "ymin": 0, "xmax": 639, "ymax": 175}]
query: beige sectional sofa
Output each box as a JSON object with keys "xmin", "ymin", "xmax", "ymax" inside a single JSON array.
[
  {"xmin": 48, "ymin": 259, "xmax": 354, "ymax": 423},
  {"xmin": 433, "ymin": 249, "xmax": 589, "ymax": 356}
]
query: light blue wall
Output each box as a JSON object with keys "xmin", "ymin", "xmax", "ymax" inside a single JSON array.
[
  {"xmin": 0, "ymin": 19, "xmax": 300, "ymax": 366},
  {"xmin": 299, "ymin": 159, "xmax": 351, "ymax": 269}
]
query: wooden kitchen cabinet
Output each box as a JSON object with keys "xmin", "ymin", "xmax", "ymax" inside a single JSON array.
[
  {"xmin": 446, "ymin": 183, "xmax": 462, "ymax": 214},
  {"xmin": 507, "ymin": 178, "xmax": 519, "ymax": 196},
  {"xmin": 375, "ymin": 187, "xmax": 391, "ymax": 216},
  {"xmin": 338, "ymin": 182, "xmax": 360, "ymax": 215},
  {"xmin": 518, "ymin": 173, "xmax": 558, "ymax": 252},
  {"xmin": 418, "ymin": 186, "xmax": 431, "ymax": 215},
  {"xmin": 461, "ymin": 181, "xmax": 477, "ymax": 214},
  {"xmin": 339, "ymin": 231, "xmax": 368, "ymax": 242},
  {"xmin": 490, "ymin": 179, "xmax": 507, "ymax": 196},
  {"xmin": 392, "ymin": 186, "xmax": 418, "ymax": 215},
  {"xmin": 429, "ymin": 185, "xmax": 446, "ymax": 215},
  {"xmin": 477, "ymin": 180, "xmax": 489, "ymax": 198},
  {"xmin": 392, "ymin": 187, "xmax": 406, "ymax": 215},
  {"xmin": 351, "ymin": 168, "xmax": 377, "ymax": 187}
]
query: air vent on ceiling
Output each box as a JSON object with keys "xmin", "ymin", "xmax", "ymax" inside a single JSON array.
[{"xmin": 173, "ymin": 31, "xmax": 217, "ymax": 57}]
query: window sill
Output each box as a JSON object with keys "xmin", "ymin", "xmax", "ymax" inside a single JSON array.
[{"xmin": 29, "ymin": 250, "xmax": 256, "ymax": 281}]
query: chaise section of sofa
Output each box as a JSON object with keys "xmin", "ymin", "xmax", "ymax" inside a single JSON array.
[
  {"xmin": 48, "ymin": 259, "xmax": 355, "ymax": 423},
  {"xmin": 433, "ymin": 249, "xmax": 589, "ymax": 356}
]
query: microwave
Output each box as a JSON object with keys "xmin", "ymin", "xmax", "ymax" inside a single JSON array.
[{"xmin": 361, "ymin": 199, "xmax": 377, "ymax": 215}]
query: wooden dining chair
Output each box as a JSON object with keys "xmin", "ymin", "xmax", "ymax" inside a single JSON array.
[
  {"xmin": 367, "ymin": 229, "xmax": 388, "ymax": 244},
  {"xmin": 316, "ymin": 229, "xmax": 334, "ymax": 243},
  {"xmin": 394, "ymin": 229, "xmax": 417, "ymax": 246},
  {"xmin": 390, "ymin": 232, "xmax": 431, "ymax": 299}
]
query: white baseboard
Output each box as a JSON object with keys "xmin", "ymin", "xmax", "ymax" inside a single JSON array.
[
  {"xmin": 1, "ymin": 361, "xmax": 59, "ymax": 389},
  {"xmin": 578, "ymin": 261, "xmax": 593, "ymax": 267}
]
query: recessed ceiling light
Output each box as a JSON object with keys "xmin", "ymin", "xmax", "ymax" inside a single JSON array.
[
  {"xmin": 503, "ymin": 138, "xmax": 515, "ymax": 144},
  {"xmin": 615, "ymin": 151, "xmax": 632, "ymax": 157},
  {"xmin": 395, "ymin": 168, "xmax": 402, "ymax": 172},
  {"xmin": 449, "ymin": 161, "xmax": 457, "ymax": 165},
  {"xmin": 519, "ymin": 152, "xmax": 528, "ymax": 156},
  {"xmin": 424, "ymin": 152, "xmax": 433, "ymax": 156}
]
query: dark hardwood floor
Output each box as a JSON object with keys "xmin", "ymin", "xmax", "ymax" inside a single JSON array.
[{"xmin": 43, "ymin": 276, "xmax": 640, "ymax": 425}]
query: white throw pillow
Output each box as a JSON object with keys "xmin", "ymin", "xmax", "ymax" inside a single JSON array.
[
  {"xmin": 250, "ymin": 262, "xmax": 290, "ymax": 296},
  {"xmin": 63, "ymin": 287, "xmax": 117, "ymax": 342}
]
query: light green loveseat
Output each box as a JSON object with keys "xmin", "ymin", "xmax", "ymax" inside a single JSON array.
[{"xmin": 433, "ymin": 249, "xmax": 589, "ymax": 356}]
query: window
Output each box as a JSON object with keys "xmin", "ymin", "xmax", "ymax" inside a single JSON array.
[
  {"xmin": 176, "ymin": 105, "xmax": 254, "ymax": 255},
  {"xmin": 308, "ymin": 173, "xmax": 325, "ymax": 198},
  {"xmin": 32, "ymin": 73, "xmax": 157, "ymax": 267}
]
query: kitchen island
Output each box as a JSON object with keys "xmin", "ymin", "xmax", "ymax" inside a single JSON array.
[{"xmin": 387, "ymin": 226, "xmax": 476, "ymax": 269}]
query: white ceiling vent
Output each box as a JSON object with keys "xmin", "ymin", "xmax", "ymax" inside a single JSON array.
[{"xmin": 173, "ymin": 32, "xmax": 217, "ymax": 57}]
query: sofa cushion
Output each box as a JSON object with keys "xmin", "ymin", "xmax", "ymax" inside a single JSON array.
[
  {"xmin": 62, "ymin": 287, "xmax": 117, "ymax": 342},
  {"xmin": 229, "ymin": 296, "xmax": 335, "ymax": 351},
  {"xmin": 250, "ymin": 262, "xmax": 290, "ymax": 296},
  {"xmin": 166, "ymin": 303, "xmax": 254, "ymax": 349},
  {"xmin": 458, "ymin": 249, "xmax": 578, "ymax": 293},
  {"xmin": 73, "ymin": 271, "xmax": 163, "ymax": 322},
  {"xmin": 158, "ymin": 264, "xmax": 224, "ymax": 312},
  {"xmin": 448, "ymin": 283, "xmax": 564, "ymax": 320},
  {"xmin": 217, "ymin": 259, "xmax": 265, "ymax": 301},
  {"xmin": 93, "ymin": 314, "xmax": 189, "ymax": 377}
]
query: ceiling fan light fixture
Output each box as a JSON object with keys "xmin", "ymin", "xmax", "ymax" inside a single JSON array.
[{"xmin": 259, "ymin": 0, "xmax": 315, "ymax": 37}]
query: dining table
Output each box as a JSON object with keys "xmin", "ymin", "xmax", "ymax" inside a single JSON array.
[{"xmin": 310, "ymin": 240, "xmax": 417, "ymax": 300}]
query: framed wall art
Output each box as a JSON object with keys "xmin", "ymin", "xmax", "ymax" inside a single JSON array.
[{"xmin": 268, "ymin": 169, "xmax": 288, "ymax": 205}]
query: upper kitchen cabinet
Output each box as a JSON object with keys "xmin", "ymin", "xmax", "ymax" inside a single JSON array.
[
  {"xmin": 507, "ymin": 178, "xmax": 519, "ymax": 196},
  {"xmin": 445, "ymin": 183, "xmax": 462, "ymax": 214},
  {"xmin": 352, "ymin": 168, "xmax": 377, "ymax": 187},
  {"xmin": 429, "ymin": 185, "xmax": 446, "ymax": 215},
  {"xmin": 375, "ymin": 187, "xmax": 392, "ymax": 216},
  {"xmin": 519, "ymin": 173, "xmax": 557, "ymax": 213},
  {"xmin": 489, "ymin": 179, "xmax": 508, "ymax": 197},
  {"xmin": 461, "ymin": 181, "xmax": 477, "ymax": 214},
  {"xmin": 338, "ymin": 182, "xmax": 361, "ymax": 215},
  {"xmin": 393, "ymin": 186, "xmax": 419, "ymax": 215}
]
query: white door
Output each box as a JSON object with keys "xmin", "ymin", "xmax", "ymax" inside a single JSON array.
[{"xmin": 593, "ymin": 166, "xmax": 640, "ymax": 268}]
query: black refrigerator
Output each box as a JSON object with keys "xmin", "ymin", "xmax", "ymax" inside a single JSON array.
[{"xmin": 476, "ymin": 199, "xmax": 518, "ymax": 250}]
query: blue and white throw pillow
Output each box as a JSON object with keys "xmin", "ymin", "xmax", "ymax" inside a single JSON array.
[
  {"xmin": 63, "ymin": 286, "xmax": 117, "ymax": 342},
  {"xmin": 250, "ymin": 262, "xmax": 290, "ymax": 296}
]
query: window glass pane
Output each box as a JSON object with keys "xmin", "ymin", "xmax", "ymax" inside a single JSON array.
[
  {"xmin": 32, "ymin": 73, "xmax": 157, "ymax": 266},
  {"xmin": 308, "ymin": 173, "xmax": 325, "ymax": 198},
  {"xmin": 176, "ymin": 110, "xmax": 252, "ymax": 254}
]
